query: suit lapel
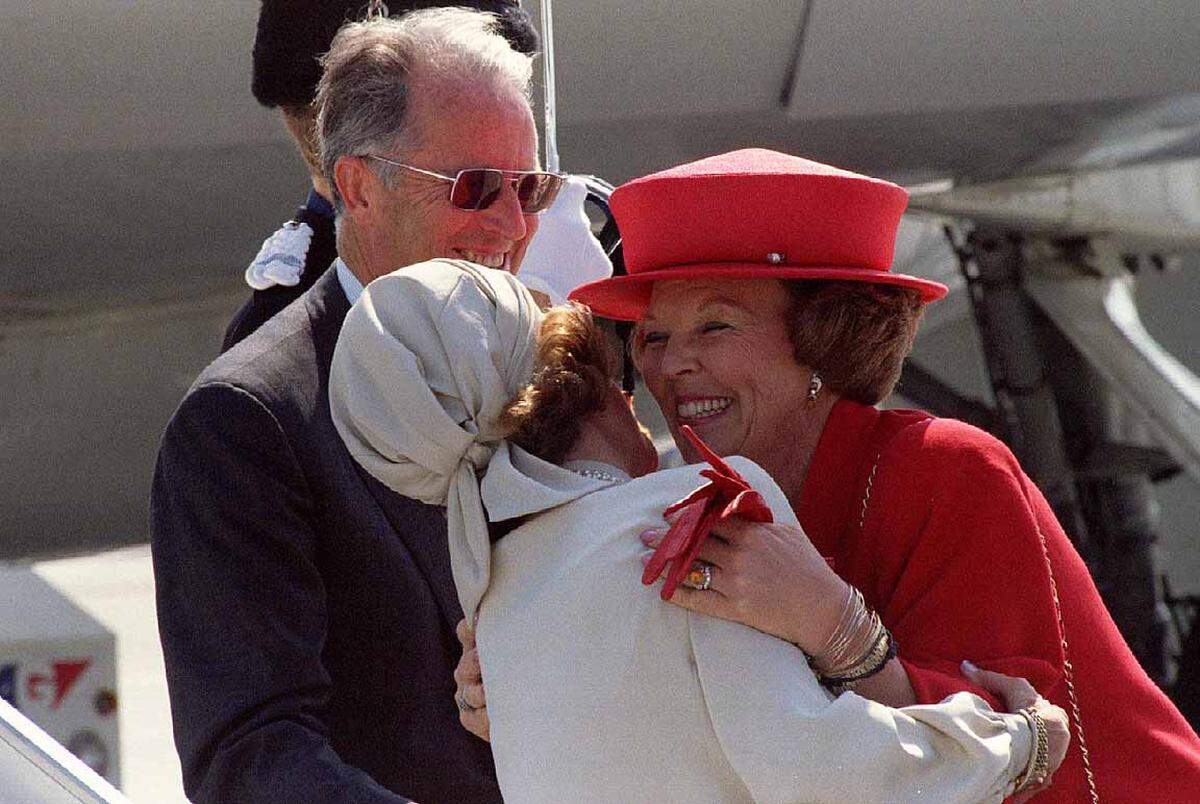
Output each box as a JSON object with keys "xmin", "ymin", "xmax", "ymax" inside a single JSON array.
[
  {"xmin": 305, "ymin": 270, "xmax": 466, "ymax": 631},
  {"xmin": 306, "ymin": 266, "xmax": 351, "ymax": 364}
]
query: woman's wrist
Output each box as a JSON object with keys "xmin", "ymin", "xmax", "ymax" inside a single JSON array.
[
  {"xmin": 1013, "ymin": 706, "xmax": 1050, "ymax": 793},
  {"xmin": 793, "ymin": 577, "xmax": 853, "ymax": 654},
  {"xmin": 844, "ymin": 657, "xmax": 917, "ymax": 707},
  {"xmin": 805, "ymin": 582, "xmax": 898, "ymax": 693}
]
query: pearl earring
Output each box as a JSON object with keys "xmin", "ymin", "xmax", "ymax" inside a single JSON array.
[{"xmin": 806, "ymin": 372, "xmax": 823, "ymax": 403}]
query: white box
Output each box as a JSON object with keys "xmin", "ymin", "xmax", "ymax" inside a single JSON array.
[{"xmin": 0, "ymin": 567, "xmax": 120, "ymax": 788}]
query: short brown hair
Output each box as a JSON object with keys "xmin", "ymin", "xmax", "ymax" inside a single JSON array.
[
  {"xmin": 499, "ymin": 304, "xmax": 620, "ymax": 464},
  {"xmin": 316, "ymin": 9, "xmax": 534, "ymax": 212},
  {"xmin": 280, "ymin": 104, "xmax": 322, "ymax": 176},
  {"xmin": 784, "ymin": 280, "xmax": 925, "ymax": 404}
]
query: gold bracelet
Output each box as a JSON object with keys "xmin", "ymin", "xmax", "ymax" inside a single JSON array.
[
  {"xmin": 822, "ymin": 626, "xmax": 896, "ymax": 691},
  {"xmin": 819, "ymin": 585, "xmax": 859, "ymax": 659},
  {"xmin": 1014, "ymin": 707, "xmax": 1050, "ymax": 793},
  {"xmin": 824, "ymin": 612, "xmax": 884, "ymax": 677},
  {"xmin": 817, "ymin": 587, "xmax": 868, "ymax": 670},
  {"xmin": 812, "ymin": 587, "xmax": 879, "ymax": 676}
]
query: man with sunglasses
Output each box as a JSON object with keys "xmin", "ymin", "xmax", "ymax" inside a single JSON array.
[
  {"xmin": 223, "ymin": 0, "xmax": 540, "ymax": 352},
  {"xmin": 151, "ymin": 9, "xmax": 554, "ymax": 803}
]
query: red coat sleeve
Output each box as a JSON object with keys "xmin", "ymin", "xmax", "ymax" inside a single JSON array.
[{"xmin": 850, "ymin": 418, "xmax": 1068, "ymax": 708}]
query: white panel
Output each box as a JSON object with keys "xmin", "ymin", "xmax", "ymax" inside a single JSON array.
[
  {"xmin": 788, "ymin": 0, "xmax": 1200, "ymax": 118},
  {"xmin": 449, "ymin": 0, "xmax": 792, "ymax": 122},
  {"xmin": 6, "ymin": 0, "xmax": 1199, "ymax": 158}
]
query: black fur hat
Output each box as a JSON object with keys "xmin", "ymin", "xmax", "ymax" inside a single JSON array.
[{"xmin": 251, "ymin": 1, "xmax": 539, "ymax": 108}]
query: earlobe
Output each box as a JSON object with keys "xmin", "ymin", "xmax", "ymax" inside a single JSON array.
[{"xmin": 334, "ymin": 155, "xmax": 373, "ymax": 218}]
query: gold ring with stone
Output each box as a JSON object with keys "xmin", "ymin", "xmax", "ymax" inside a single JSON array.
[{"xmin": 682, "ymin": 561, "xmax": 714, "ymax": 591}]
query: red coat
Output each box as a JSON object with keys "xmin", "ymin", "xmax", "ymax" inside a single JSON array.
[{"xmin": 797, "ymin": 400, "xmax": 1200, "ymax": 803}]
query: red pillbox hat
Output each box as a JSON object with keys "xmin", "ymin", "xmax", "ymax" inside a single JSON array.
[{"xmin": 569, "ymin": 148, "xmax": 947, "ymax": 320}]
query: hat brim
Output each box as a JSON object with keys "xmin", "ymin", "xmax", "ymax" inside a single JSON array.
[{"xmin": 568, "ymin": 263, "xmax": 949, "ymax": 321}]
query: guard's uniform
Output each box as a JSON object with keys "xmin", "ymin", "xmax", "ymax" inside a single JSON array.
[{"xmin": 221, "ymin": 189, "xmax": 336, "ymax": 352}]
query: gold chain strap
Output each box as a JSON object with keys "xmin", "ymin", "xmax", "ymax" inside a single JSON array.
[
  {"xmin": 1032, "ymin": 520, "xmax": 1100, "ymax": 803},
  {"xmin": 858, "ymin": 456, "xmax": 880, "ymax": 532},
  {"xmin": 858, "ymin": 456, "xmax": 1100, "ymax": 802}
]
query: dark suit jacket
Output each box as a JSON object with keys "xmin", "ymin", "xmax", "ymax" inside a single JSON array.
[
  {"xmin": 151, "ymin": 268, "xmax": 502, "ymax": 804},
  {"xmin": 221, "ymin": 196, "xmax": 338, "ymax": 353}
]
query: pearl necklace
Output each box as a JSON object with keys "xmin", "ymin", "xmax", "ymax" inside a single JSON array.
[{"xmin": 571, "ymin": 467, "xmax": 629, "ymax": 484}]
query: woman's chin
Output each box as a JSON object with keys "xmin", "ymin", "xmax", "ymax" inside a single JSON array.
[{"xmin": 674, "ymin": 417, "xmax": 737, "ymax": 459}]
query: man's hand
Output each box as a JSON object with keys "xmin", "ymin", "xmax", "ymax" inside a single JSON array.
[{"xmin": 454, "ymin": 618, "xmax": 490, "ymax": 742}]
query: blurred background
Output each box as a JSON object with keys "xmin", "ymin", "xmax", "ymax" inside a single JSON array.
[{"xmin": 2, "ymin": 1, "xmax": 1199, "ymax": 799}]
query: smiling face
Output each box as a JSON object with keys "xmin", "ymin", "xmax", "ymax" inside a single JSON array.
[
  {"xmin": 636, "ymin": 278, "xmax": 816, "ymax": 467},
  {"xmin": 359, "ymin": 76, "xmax": 541, "ymax": 279}
]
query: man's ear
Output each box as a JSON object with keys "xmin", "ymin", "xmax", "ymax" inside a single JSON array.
[{"xmin": 333, "ymin": 155, "xmax": 375, "ymax": 220}]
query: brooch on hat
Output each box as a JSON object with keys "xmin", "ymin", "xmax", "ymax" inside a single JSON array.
[{"xmin": 244, "ymin": 220, "xmax": 313, "ymax": 290}]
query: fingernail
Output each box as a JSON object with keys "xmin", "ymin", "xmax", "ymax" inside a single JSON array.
[
  {"xmin": 639, "ymin": 529, "xmax": 660, "ymax": 544},
  {"xmin": 961, "ymin": 660, "xmax": 979, "ymax": 673}
]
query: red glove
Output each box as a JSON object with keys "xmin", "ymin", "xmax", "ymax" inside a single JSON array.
[{"xmin": 642, "ymin": 425, "xmax": 774, "ymax": 600}]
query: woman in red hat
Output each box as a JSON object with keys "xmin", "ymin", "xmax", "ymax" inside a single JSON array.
[{"xmin": 565, "ymin": 148, "xmax": 1200, "ymax": 802}]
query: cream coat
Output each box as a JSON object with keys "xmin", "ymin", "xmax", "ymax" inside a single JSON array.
[{"xmin": 478, "ymin": 458, "xmax": 1030, "ymax": 804}]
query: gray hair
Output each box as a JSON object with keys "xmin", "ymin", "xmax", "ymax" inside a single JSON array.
[{"xmin": 316, "ymin": 7, "xmax": 535, "ymax": 213}]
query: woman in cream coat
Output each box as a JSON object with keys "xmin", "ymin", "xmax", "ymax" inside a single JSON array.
[{"xmin": 329, "ymin": 258, "xmax": 1067, "ymax": 803}]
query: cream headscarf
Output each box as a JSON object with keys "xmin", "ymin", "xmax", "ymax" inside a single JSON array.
[{"xmin": 330, "ymin": 259, "xmax": 611, "ymax": 619}]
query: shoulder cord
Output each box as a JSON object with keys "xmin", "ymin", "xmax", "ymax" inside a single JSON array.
[{"xmin": 858, "ymin": 455, "xmax": 1100, "ymax": 802}]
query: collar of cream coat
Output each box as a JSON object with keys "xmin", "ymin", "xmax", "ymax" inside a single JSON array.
[{"xmin": 482, "ymin": 442, "xmax": 621, "ymax": 524}]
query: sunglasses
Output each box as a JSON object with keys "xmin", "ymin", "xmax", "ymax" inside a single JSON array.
[{"xmin": 366, "ymin": 155, "xmax": 564, "ymax": 213}]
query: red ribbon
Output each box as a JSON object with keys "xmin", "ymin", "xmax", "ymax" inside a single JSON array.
[{"xmin": 641, "ymin": 425, "xmax": 774, "ymax": 600}]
